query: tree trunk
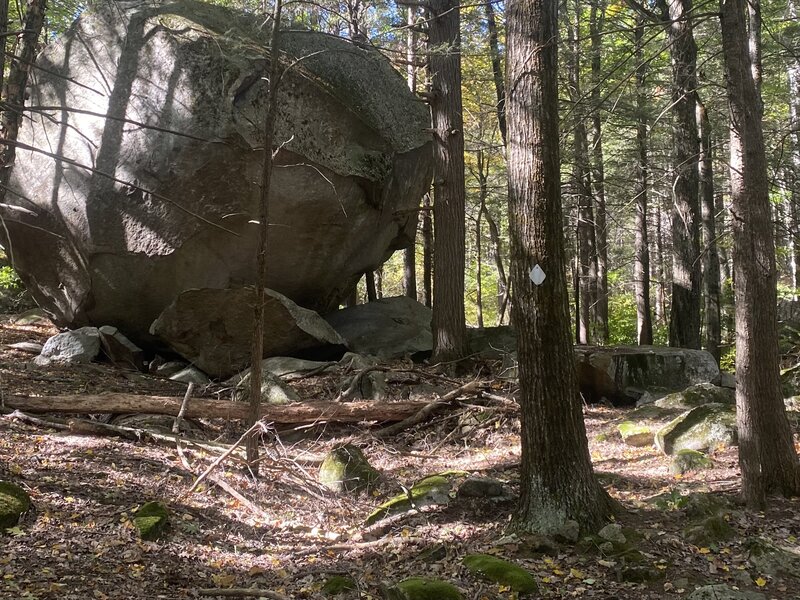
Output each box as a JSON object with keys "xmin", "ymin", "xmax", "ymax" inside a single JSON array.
[
  {"xmin": 720, "ymin": 0, "xmax": 800, "ymax": 507},
  {"xmin": 365, "ymin": 270, "xmax": 377, "ymax": 302},
  {"xmin": 653, "ymin": 198, "xmax": 666, "ymax": 325},
  {"xmin": 787, "ymin": 0, "xmax": 800, "ymax": 296},
  {"xmin": 661, "ymin": 0, "xmax": 702, "ymax": 349},
  {"xmin": 429, "ymin": 0, "xmax": 468, "ymax": 362},
  {"xmin": 422, "ymin": 193, "xmax": 433, "ymax": 307},
  {"xmin": 634, "ymin": 16, "xmax": 653, "ymax": 345},
  {"xmin": 484, "ymin": 0, "xmax": 506, "ymax": 145},
  {"xmin": 506, "ymin": 0, "xmax": 613, "ymax": 533},
  {"xmin": 403, "ymin": 6, "xmax": 419, "ymax": 301},
  {"xmin": 475, "ymin": 210, "xmax": 484, "ymax": 328},
  {"xmin": 697, "ymin": 99, "xmax": 721, "ymax": 364},
  {"xmin": 247, "ymin": 0, "xmax": 283, "ymax": 475},
  {"xmin": 589, "ymin": 0, "xmax": 609, "ymax": 344},
  {"xmin": 567, "ymin": 0, "xmax": 598, "ymax": 346},
  {"xmin": 0, "ymin": 0, "xmax": 46, "ymax": 190}
]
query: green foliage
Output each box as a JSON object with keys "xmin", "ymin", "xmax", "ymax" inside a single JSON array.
[
  {"xmin": 608, "ymin": 293, "xmax": 637, "ymax": 345},
  {"xmin": 719, "ymin": 347, "xmax": 735, "ymax": 374},
  {"xmin": 0, "ymin": 266, "xmax": 21, "ymax": 292}
]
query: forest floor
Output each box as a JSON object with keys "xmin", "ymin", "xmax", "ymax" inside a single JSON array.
[{"xmin": 1, "ymin": 316, "xmax": 799, "ymax": 600}]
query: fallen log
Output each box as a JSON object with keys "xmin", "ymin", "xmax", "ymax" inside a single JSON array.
[{"xmin": 2, "ymin": 393, "xmax": 431, "ymax": 424}]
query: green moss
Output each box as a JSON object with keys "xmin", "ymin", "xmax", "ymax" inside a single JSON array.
[
  {"xmin": 134, "ymin": 501, "xmax": 169, "ymax": 541},
  {"xmin": 684, "ymin": 515, "xmax": 734, "ymax": 546},
  {"xmin": 365, "ymin": 474, "xmax": 456, "ymax": 526},
  {"xmin": 0, "ymin": 481, "xmax": 31, "ymax": 529},
  {"xmin": 319, "ymin": 445, "xmax": 380, "ymax": 494},
  {"xmin": 671, "ymin": 449, "xmax": 714, "ymax": 474},
  {"xmin": 388, "ymin": 577, "xmax": 463, "ymax": 600},
  {"xmin": 322, "ymin": 575, "xmax": 356, "ymax": 596},
  {"xmin": 462, "ymin": 554, "xmax": 538, "ymax": 594},
  {"xmin": 655, "ymin": 403, "xmax": 737, "ymax": 455},
  {"xmin": 617, "ymin": 421, "xmax": 653, "ymax": 446}
]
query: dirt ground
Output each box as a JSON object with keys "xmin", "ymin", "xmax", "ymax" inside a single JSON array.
[{"xmin": 1, "ymin": 317, "xmax": 798, "ymax": 600}]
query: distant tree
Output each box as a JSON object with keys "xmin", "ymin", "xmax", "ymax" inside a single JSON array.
[
  {"xmin": 720, "ymin": 0, "xmax": 800, "ymax": 507},
  {"xmin": 429, "ymin": 0, "xmax": 468, "ymax": 362},
  {"xmin": 506, "ymin": 0, "xmax": 614, "ymax": 532}
]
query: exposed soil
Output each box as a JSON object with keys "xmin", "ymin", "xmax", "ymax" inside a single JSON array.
[{"xmin": 1, "ymin": 316, "xmax": 798, "ymax": 600}]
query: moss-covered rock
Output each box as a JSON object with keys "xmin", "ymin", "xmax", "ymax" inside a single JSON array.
[
  {"xmin": 365, "ymin": 474, "xmax": 456, "ymax": 526},
  {"xmin": 233, "ymin": 371, "xmax": 300, "ymax": 405},
  {"xmin": 320, "ymin": 445, "xmax": 380, "ymax": 494},
  {"xmin": 134, "ymin": 501, "xmax": 170, "ymax": 541},
  {"xmin": 0, "ymin": 481, "xmax": 31, "ymax": 529},
  {"xmin": 322, "ymin": 575, "xmax": 357, "ymax": 596},
  {"xmin": 617, "ymin": 421, "xmax": 654, "ymax": 447},
  {"xmin": 671, "ymin": 449, "xmax": 714, "ymax": 474},
  {"xmin": 462, "ymin": 554, "xmax": 538, "ymax": 594},
  {"xmin": 655, "ymin": 403, "xmax": 737, "ymax": 455},
  {"xmin": 655, "ymin": 383, "xmax": 735, "ymax": 410},
  {"xmin": 745, "ymin": 536, "xmax": 800, "ymax": 577},
  {"xmin": 687, "ymin": 584, "xmax": 766, "ymax": 600},
  {"xmin": 621, "ymin": 566, "xmax": 662, "ymax": 583},
  {"xmin": 684, "ymin": 515, "xmax": 734, "ymax": 546},
  {"xmin": 383, "ymin": 577, "xmax": 463, "ymax": 600}
]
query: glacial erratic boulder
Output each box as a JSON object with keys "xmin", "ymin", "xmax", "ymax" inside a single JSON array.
[
  {"xmin": 3, "ymin": 0, "xmax": 432, "ymax": 344},
  {"xmin": 150, "ymin": 287, "xmax": 346, "ymax": 378}
]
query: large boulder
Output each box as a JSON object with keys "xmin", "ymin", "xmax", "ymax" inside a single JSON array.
[
  {"xmin": 655, "ymin": 403, "xmax": 737, "ymax": 455},
  {"xmin": 325, "ymin": 296, "xmax": 432, "ymax": 359},
  {"xmin": 150, "ymin": 287, "xmax": 345, "ymax": 378},
  {"xmin": 3, "ymin": 0, "xmax": 432, "ymax": 344},
  {"xmin": 574, "ymin": 345, "xmax": 720, "ymax": 405}
]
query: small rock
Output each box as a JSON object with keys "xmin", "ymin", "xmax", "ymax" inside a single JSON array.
[
  {"xmin": 0, "ymin": 481, "xmax": 31, "ymax": 529},
  {"xmin": 599, "ymin": 523, "xmax": 626, "ymax": 545},
  {"xmin": 687, "ymin": 584, "xmax": 765, "ymax": 600},
  {"xmin": 671, "ymin": 449, "xmax": 714, "ymax": 475},
  {"xmin": 621, "ymin": 566, "xmax": 661, "ymax": 583},
  {"xmin": 319, "ymin": 445, "xmax": 380, "ymax": 494},
  {"xmin": 153, "ymin": 360, "xmax": 188, "ymax": 377},
  {"xmin": 555, "ymin": 519, "xmax": 580, "ymax": 543},
  {"xmin": 462, "ymin": 554, "xmax": 538, "ymax": 594},
  {"xmin": 98, "ymin": 325, "xmax": 145, "ymax": 370},
  {"xmin": 169, "ymin": 366, "xmax": 210, "ymax": 384},
  {"xmin": 383, "ymin": 577, "xmax": 463, "ymax": 600},
  {"xmin": 365, "ymin": 474, "xmax": 456, "ymax": 526},
  {"xmin": 322, "ymin": 575, "xmax": 356, "ymax": 596},
  {"xmin": 617, "ymin": 421, "xmax": 653, "ymax": 447},
  {"xmin": 133, "ymin": 501, "xmax": 169, "ymax": 541},
  {"xmin": 233, "ymin": 371, "xmax": 300, "ymax": 405},
  {"xmin": 457, "ymin": 477, "xmax": 506, "ymax": 499},
  {"xmin": 684, "ymin": 515, "xmax": 734, "ymax": 546},
  {"xmin": 34, "ymin": 326, "xmax": 100, "ymax": 366},
  {"xmin": 598, "ymin": 541, "xmax": 614, "ymax": 554},
  {"xmin": 339, "ymin": 353, "xmax": 387, "ymax": 401},
  {"xmin": 10, "ymin": 308, "xmax": 51, "ymax": 325}
]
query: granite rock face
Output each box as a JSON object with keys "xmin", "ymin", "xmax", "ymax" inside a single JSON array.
[{"xmin": 3, "ymin": 0, "xmax": 431, "ymax": 345}]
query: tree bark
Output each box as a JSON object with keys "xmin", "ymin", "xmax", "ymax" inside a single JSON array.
[
  {"xmin": 653, "ymin": 197, "xmax": 666, "ymax": 325},
  {"xmin": 484, "ymin": 0, "xmax": 506, "ymax": 145},
  {"xmin": 589, "ymin": 0, "xmax": 609, "ymax": 344},
  {"xmin": 3, "ymin": 394, "xmax": 434, "ymax": 424},
  {"xmin": 429, "ymin": 0, "xmax": 468, "ymax": 362},
  {"xmin": 567, "ymin": 0, "xmax": 599, "ymax": 346},
  {"xmin": 506, "ymin": 0, "xmax": 613, "ymax": 533},
  {"xmin": 634, "ymin": 16, "xmax": 653, "ymax": 345},
  {"xmin": 404, "ymin": 6, "xmax": 419, "ymax": 301},
  {"xmin": 720, "ymin": 0, "xmax": 800, "ymax": 507},
  {"xmin": 422, "ymin": 193, "xmax": 433, "ymax": 307},
  {"xmin": 786, "ymin": 0, "xmax": 800, "ymax": 296},
  {"xmin": 697, "ymin": 99, "xmax": 721, "ymax": 364},
  {"xmin": 247, "ymin": 0, "xmax": 283, "ymax": 475},
  {"xmin": 660, "ymin": 0, "xmax": 702, "ymax": 350}
]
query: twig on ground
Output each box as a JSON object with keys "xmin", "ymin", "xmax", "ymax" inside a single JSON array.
[
  {"xmin": 172, "ymin": 383, "xmax": 194, "ymax": 435},
  {"xmin": 185, "ymin": 421, "xmax": 263, "ymax": 495},
  {"xmin": 373, "ymin": 379, "xmax": 482, "ymax": 439}
]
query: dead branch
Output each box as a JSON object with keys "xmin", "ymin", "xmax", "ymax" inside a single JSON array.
[
  {"xmin": 185, "ymin": 421, "xmax": 263, "ymax": 495},
  {"xmin": 3, "ymin": 393, "xmax": 432, "ymax": 423},
  {"xmin": 372, "ymin": 379, "xmax": 482, "ymax": 438}
]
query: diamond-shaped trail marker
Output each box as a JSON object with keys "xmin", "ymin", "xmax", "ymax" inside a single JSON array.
[{"xmin": 529, "ymin": 264, "xmax": 546, "ymax": 286}]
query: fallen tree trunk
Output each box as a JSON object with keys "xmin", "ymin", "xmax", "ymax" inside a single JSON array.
[{"xmin": 2, "ymin": 394, "xmax": 431, "ymax": 423}]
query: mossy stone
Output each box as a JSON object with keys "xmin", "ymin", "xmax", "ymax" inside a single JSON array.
[
  {"xmin": 671, "ymin": 449, "xmax": 714, "ymax": 474},
  {"xmin": 683, "ymin": 492, "xmax": 728, "ymax": 519},
  {"xmin": 621, "ymin": 566, "xmax": 662, "ymax": 583},
  {"xmin": 384, "ymin": 577, "xmax": 463, "ymax": 600},
  {"xmin": 134, "ymin": 501, "xmax": 169, "ymax": 541},
  {"xmin": 655, "ymin": 383, "xmax": 734, "ymax": 410},
  {"xmin": 365, "ymin": 474, "xmax": 455, "ymax": 526},
  {"xmin": 745, "ymin": 536, "xmax": 800, "ymax": 576},
  {"xmin": 684, "ymin": 515, "xmax": 734, "ymax": 546},
  {"xmin": 462, "ymin": 554, "xmax": 538, "ymax": 594},
  {"xmin": 617, "ymin": 421, "xmax": 653, "ymax": 447},
  {"xmin": 320, "ymin": 445, "xmax": 380, "ymax": 494},
  {"xmin": 0, "ymin": 481, "xmax": 31, "ymax": 529},
  {"xmin": 655, "ymin": 403, "xmax": 737, "ymax": 455},
  {"xmin": 322, "ymin": 575, "xmax": 357, "ymax": 596}
]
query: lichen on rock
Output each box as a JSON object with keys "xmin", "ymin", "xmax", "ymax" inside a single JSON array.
[
  {"xmin": 0, "ymin": 481, "xmax": 31, "ymax": 529},
  {"xmin": 462, "ymin": 554, "xmax": 538, "ymax": 594},
  {"xmin": 134, "ymin": 501, "xmax": 170, "ymax": 541},
  {"xmin": 319, "ymin": 444, "xmax": 380, "ymax": 495}
]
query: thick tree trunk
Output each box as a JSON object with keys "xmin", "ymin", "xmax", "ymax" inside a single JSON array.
[
  {"xmin": 506, "ymin": 0, "xmax": 613, "ymax": 533},
  {"xmin": 3, "ymin": 395, "xmax": 433, "ymax": 424},
  {"xmin": 422, "ymin": 193, "xmax": 433, "ymax": 307},
  {"xmin": 634, "ymin": 17, "xmax": 653, "ymax": 345},
  {"xmin": 661, "ymin": 0, "xmax": 702, "ymax": 349},
  {"xmin": 787, "ymin": 0, "xmax": 800, "ymax": 295},
  {"xmin": 589, "ymin": 0, "xmax": 609, "ymax": 344},
  {"xmin": 720, "ymin": 0, "xmax": 800, "ymax": 507},
  {"xmin": 697, "ymin": 99, "xmax": 721, "ymax": 364},
  {"xmin": 484, "ymin": 0, "xmax": 506, "ymax": 145},
  {"xmin": 567, "ymin": 0, "xmax": 599, "ymax": 346},
  {"xmin": 429, "ymin": 0, "xmax": 468, "ymax": 362}
]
